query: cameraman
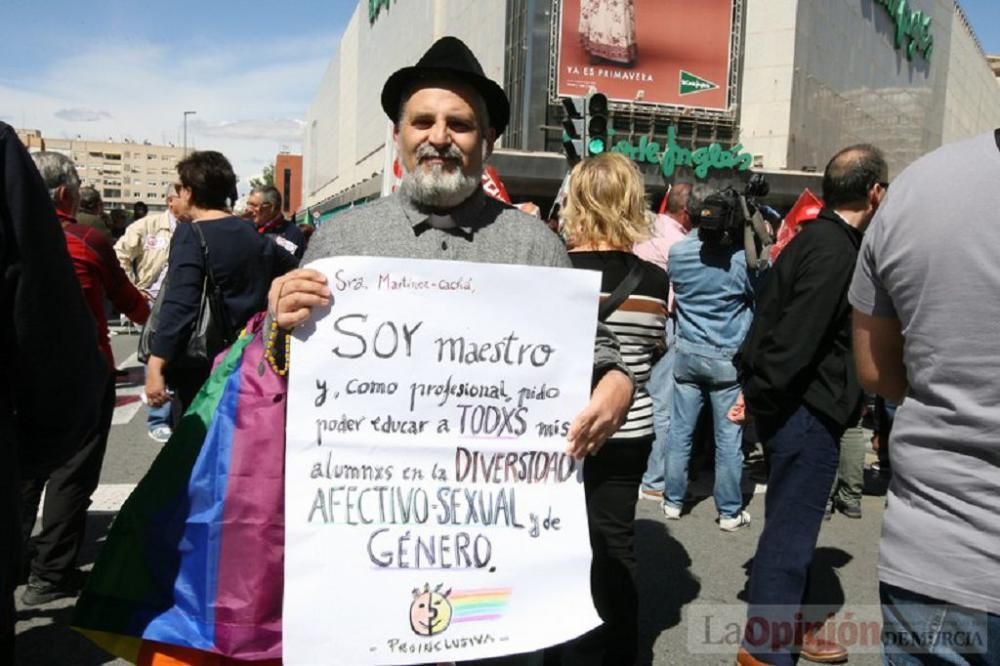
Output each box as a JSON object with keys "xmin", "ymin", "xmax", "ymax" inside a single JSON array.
[{"xmin": 660, "ymin": 182, "xmax": 761, "ymax": 531}]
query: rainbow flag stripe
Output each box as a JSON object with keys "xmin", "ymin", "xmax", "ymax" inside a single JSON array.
[
  {"xmin": 450, "ymin": 588, "xmax": 513, "ymax": 624},
  {"xmin": 72, "ymin": 314, "xmax": 287, "ymax": 664}
]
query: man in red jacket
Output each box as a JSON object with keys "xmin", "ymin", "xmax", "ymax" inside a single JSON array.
[{"xmin": 19, "ymin": 152, "xmax": 150, "ymax": 606}]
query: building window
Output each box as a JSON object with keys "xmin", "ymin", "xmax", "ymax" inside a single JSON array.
[{"xmin": 103, "ymin": 188, "xmax": 122, "ymax": 199}]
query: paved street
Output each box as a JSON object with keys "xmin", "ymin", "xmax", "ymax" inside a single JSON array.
[{"xmin": 15, "ymin": 330, "xmax": 889, "ymax": 666}]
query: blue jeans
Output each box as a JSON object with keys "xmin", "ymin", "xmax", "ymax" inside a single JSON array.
[
  {"xmin": 144, "ymin": 366, "xmax": 174, "ymax": 430},
  {"xmin": 641, "ymin": 318, "xmax": 676, "ymax": 492},
  {"xmin": 880, "ymin": 583, "xmax": 1000, "ymax": 666},
  {"xmin": 743, "ymin": 404, "xmax": 842, "ymax": 666},
  {"xmin": 663, "ymin": 342, "xmax": 744, "ymax": 517}
]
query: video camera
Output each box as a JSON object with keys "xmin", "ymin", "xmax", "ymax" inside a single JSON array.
[{"xmin": 689, "ymin": 173, "xmax": 774, "ymax": 270}]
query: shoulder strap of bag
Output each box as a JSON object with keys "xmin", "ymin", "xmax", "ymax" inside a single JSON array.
[
  {"xmin": 188, "ymin": 222, "xmax": 217, "ymax": 284},
  {"xmin": 598, "ymin": 258, "xmax": 644, "ymax": 322},
  {"xmin": 994, "ymin": 128, "xmax": 999, "ymax": 152},
  {"xmin": 189, "ymin": 222, "xmax": 233, "ymax": 340}
]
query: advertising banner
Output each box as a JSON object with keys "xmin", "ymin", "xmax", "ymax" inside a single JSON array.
[
  {"xmin": 284, "ymin": 256, "xmax": 603, "ymax": 665},
  {"xmin": 555, "ymin": 0, "xmax": 735, "ymax": 111}
]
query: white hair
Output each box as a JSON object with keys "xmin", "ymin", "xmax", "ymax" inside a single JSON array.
[
  {"xmin": 398, "ymin": 143, "xmax": 483, "ymax": 208},
  {"xmin": 31, "ymin": 151, "xmax": 80, "ymax": 201}
]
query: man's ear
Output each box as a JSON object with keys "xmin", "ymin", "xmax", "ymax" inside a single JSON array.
[
  {"xmin": 482, "ymin": 128, "xmax": 497, "ymax": 161},
  {"xmin": 53, "ymin": 185, "xmax": 74, "ymax": 213},
  {"xmin": 869, "ymin": 182, "xmax": 883, "ymax": 209}
]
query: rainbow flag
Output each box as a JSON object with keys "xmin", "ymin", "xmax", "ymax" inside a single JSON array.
[
  {"xmin": 449, "ymin": 588, "xmax": 513, "ymax": 624},
  {"xmin": 73, "ymin": 313, "xmax": 286, "ymax": 665}
]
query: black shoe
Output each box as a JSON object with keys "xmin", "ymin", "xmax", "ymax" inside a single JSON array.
[
  {"xmin": 834, "ymin": 499, "xmax": 862, "ymax": 519},
  {"xmin": 20, "ymin": 571, "xmax": 86, "ymax": 606}
]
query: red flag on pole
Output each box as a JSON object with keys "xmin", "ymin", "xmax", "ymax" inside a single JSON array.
[
  {"xmin": 481, "ymin": 165, "xmax": 511, "ymax": 204},
  {"xmin": 771, "ymin": 188, "xmax": 823, "ymax": 261}
]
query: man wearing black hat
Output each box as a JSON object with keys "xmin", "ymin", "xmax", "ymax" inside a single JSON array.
[{"xmin": 268, "ymin": 36, "xmax": 634, "ymax": 665}]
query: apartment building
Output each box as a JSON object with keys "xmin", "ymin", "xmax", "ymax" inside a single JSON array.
[{"xmin": 27, "ymin": 134, "xmax": 185, "ymax": 212}]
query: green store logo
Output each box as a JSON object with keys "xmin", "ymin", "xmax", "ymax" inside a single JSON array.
[
  {"xmin": 679, "ymin": 71, "xmax": 719, "ymax": 96},
  {"xmin": 875, "ymin": 0, "xmax": 934, "ymax": 61},
  {"xmin": 369, "ymin": 0, "xmax": 398, "ymax": 25},
  {"xmin": 610, "ymin": 127, "xmax": 752, "ymax": 180}
]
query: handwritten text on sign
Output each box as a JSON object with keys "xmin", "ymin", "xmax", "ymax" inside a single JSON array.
[{"xmin": 284, "ymin": 257, "xmax": 603, "ymax": 665}]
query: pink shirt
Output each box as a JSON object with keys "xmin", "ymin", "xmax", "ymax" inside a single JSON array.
[{"xmin": 633, "ymin": 213, "xmax": 689, "ymax": 310}]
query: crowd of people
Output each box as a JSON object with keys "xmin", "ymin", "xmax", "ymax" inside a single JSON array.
[{"xmin": 1, "ymin": 32, "xmax": 997, "ymax": 666}]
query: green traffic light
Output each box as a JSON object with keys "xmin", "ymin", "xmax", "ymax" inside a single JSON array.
[{"xmin": 588, "ymin": 138, "xmax": 606, "ymax": 155}]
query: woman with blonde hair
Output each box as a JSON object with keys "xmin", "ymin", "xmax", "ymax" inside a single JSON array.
[{"xmin": 558, "ymin": 152, "xmax": 668, "ymax": 665}]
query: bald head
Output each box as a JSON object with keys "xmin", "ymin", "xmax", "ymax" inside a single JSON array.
[
  {"xmin": 822, "ymin": 145, "xmax": 887, "ymax": 209},
  {"xmin": 666, "ymin": 183, "xmax": 692, "ymax": 216}
]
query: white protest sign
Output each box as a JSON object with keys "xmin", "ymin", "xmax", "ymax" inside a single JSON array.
[{"xmin": 284, "ymin": 256, "xmax": 603, "ymax": 665}]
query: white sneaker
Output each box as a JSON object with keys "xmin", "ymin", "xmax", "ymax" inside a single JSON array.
[
  {"xmin": 661, "ymin": 504, "xmax": 681, "ymax": 520},
  {"xmin": 719, "ymin": 510, "xmax": 751, "ymax": 532},
  {"xmin": 148, "ymin": 426, "xmax": 172, "ymax": 443}
]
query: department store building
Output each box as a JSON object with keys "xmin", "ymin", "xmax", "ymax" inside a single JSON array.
[{"xmin": 302, "ymin": 0, "xmax": 1000, "ymax": 221}]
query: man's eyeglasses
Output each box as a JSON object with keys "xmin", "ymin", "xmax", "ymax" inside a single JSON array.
[{"xmin": 878, "ymin": 181, "xmax": 890, "ymax": 191}]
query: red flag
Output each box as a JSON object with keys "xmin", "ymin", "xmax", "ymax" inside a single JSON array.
[
  {"xmin": 771, "ymin": 189, "xmax": 823, "ymax": 261},
  {"xmin": 481, "ymin": 165, "xmax": 511, "ymax": 204},
  {"xmin": 658, "ymin": 185, "xmax": 672, "ymax": 215}
]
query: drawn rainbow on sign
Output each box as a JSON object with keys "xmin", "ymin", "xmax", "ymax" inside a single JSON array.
[{"xmin": 449, "ymin": 588, "xmax": 513, "ymax": 624}]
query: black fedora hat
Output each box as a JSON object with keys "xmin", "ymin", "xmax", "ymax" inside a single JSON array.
[{"xmin": 381, "ymin": 36, "xmax": 509, "ymax": 136}]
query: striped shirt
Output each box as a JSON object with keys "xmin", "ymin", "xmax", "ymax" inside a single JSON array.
[{"xmin": 569, "ymin": 251, "xmax": 669, "ymax": 439}]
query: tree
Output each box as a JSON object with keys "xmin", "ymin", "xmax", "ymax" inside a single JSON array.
[{"xmin": 250, "ymin": 163, "xmax": 274, "ymax": 190}]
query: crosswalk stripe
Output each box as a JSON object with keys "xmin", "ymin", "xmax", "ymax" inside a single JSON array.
[
  {"xmin": 113, "ymin": 353, "xmax": 145, "ymax": 425},
  {"xmin": 90, "ymin": 483, "xmax": 137, "ymax": 513},
  {"xmin": 117, "ymin": 352, "xmax": 139, "ymax": 369},
  {"xmin": 112, "ymin": 385, "xmax": 145, "ymax": 425}
]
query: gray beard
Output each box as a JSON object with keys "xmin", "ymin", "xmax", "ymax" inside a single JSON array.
[{"xmin": 399, "ymin": 162, "xmax": 481, "ymax": 209}]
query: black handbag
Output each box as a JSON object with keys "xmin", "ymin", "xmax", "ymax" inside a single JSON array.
[{"xmin": 137, "ymin": 223, "xmax": 232, "ymax": 367}]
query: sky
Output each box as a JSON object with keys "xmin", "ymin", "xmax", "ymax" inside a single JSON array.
[
  {"xmin": 0, "ymin": 0, "xmax": 356, "ymax": 194},
  {"xmin": 1, "ymin": 0, "xmax": 998, "ymax": 196}
]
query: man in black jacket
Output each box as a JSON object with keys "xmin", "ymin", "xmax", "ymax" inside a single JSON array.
[
  {"xmin": 0, "ymin": 123, "xmax": 107, "ymax": 660},
  {"xmin": 735, "ymin": 145, "xmax": 888, "ymax": 666}
]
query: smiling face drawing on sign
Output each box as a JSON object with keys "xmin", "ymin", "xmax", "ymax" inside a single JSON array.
[{"xmin": 409, "ymin": 584, "xmax": 453, "ymax": 636}]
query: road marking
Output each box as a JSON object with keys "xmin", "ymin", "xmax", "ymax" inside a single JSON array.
[
  {"xmin": 36, "ymin": 483, "xmax": 138, "ymax": 517},
  {"xmin": 112, "ymin": 385, "xmax": 145, "ymax": 425},
  {"xmin": 117, "ymin": 352, "xmax": 139, "ymax": 369},
  {"xmin": 91, "ymin": 483, "xmax": 137, "ymax": 512},
  {"xmin": 113, "ymin": 354, "xmax": 145, "ymax": 425}
]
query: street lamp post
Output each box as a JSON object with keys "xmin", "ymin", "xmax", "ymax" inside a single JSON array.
[{"xmin": 182, "ymin": 110, "xmax": 197, "ymax": 156}]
